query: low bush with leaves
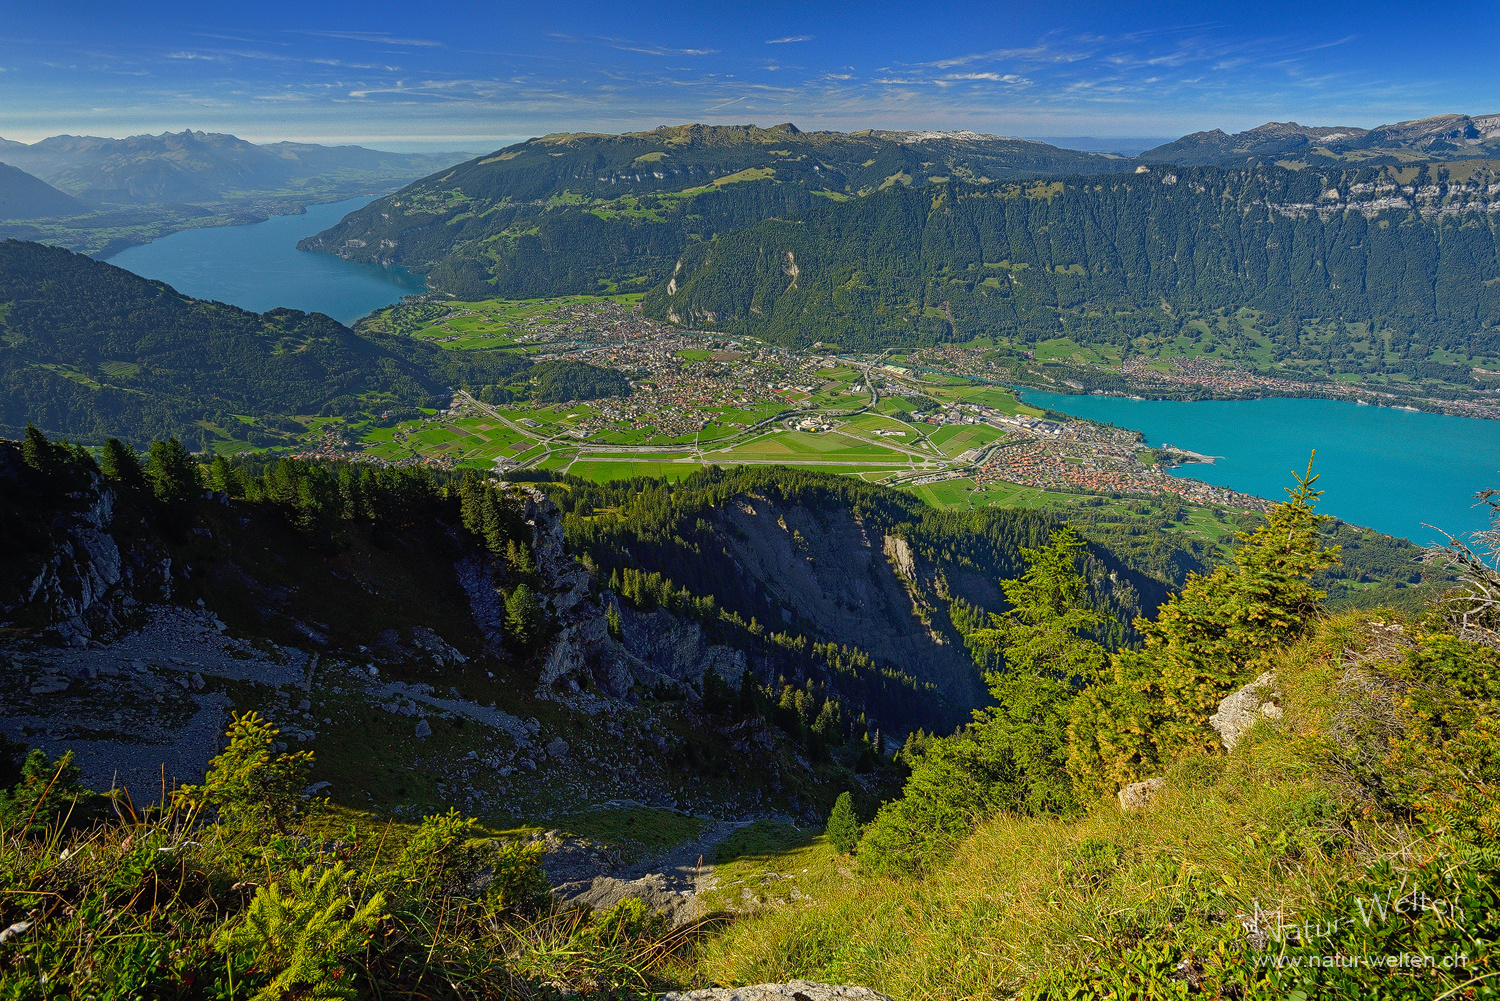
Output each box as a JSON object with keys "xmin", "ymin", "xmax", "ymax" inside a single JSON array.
[{"xmin": 0, "ymin": 718, "xmax": 708, "ymax": 998}]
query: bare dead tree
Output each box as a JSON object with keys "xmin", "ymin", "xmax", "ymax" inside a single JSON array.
[{"xmin": 1421, "ymin": 487, "xmax": 1500, "ymax": 647}]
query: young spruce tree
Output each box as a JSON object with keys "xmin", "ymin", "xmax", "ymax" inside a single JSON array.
[{"xmin": 826, "ymin": 791, "xmax": 859, "ymax": 855}]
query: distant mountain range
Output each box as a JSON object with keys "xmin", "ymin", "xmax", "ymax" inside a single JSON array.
[
  {"xmin": 0, "ymin": 130, "xmax": 475, "ymax": 206},
  {"xmin": 1139, "ymin": 113, "xmax": 1500, "ymax": 166}
]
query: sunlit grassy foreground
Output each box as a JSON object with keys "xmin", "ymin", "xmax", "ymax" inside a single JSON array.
[{"xmin": 684, "ymin": 611, "xmax": 1489, "ymax": 1000}]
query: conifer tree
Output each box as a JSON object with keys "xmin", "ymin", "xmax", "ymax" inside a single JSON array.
[
  {"xmin": 701, "ymin": 669, "xmax": 734, "ymax": 715},
  {"xmin": 145, "ymin": 437, "xmax": 200, "ymax": 507},
  {"xmin": 736, "ymin": 668, "xmax": 763, "ymax": 718},
  {"xmin": 826, "ymin": 791, "xmax": 859, "ymax": 854},
  {"xmin": 0, "ymin": 749, "xmax": 93, "ymax": 834},
  {"xmin": 962, "ymin": 527, "xmax": 1108, "ymax": 816},
  {"xmin": 173, "ymin": 712, "xmax": 315, "ymax": 835},
  {"xmin": 505, "ymin": 584, "xmax": 547, "ymax": 651},
  {"xmin": 811, "ymin": 698, "xmax": 842, "ymax": 744},
  {"xmin": 100, "ymin": 437, "xmax": 144, "ymax": 487},
  {"xmin": 20, "ymin": 425, "xmax": 64, "ymax": 478}
]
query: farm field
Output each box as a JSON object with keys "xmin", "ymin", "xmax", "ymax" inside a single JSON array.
[
  {"xmin": 927, "ymin": 424, "xmax": 1007, "ymax": 457},
  {"xmin": 566, "ymin": 459, "xmax": 707, "ymax": 482}
]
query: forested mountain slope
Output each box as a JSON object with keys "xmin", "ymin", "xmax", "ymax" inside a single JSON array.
[
  {"xmin": 552, "ymin": 465, "xmax": 1207, "ymax": 717},
  {"xmin": 300, "ymin": 122, "xmax": 1132, "ymax": 299},
  {"xmin": 644, "ymin": 162, "xmax": 1500, "ymax": 361},
  {"xmin": 0, "ymin": 241, "xmax": 527, "ymax": 443}
]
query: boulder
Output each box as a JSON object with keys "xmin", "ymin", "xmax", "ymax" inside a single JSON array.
[
  {"xmin": 1117, "ymin": 776, "xmax": 1165, "ymax": 811},
  {"xmin": 413, "ymin": 719, "xmax": 432, "ymax": 739},
  {"xmin": 1208, "ymin": 672, "xmax": 1280, "ymax": 752},
  {"xmin": 663, "ymin": 982, "xmax": 894, "ymax": 1001},
  {"xmin": 546, "ymin": 738, "xmax": 570, "ymax": 760},
  {"xmin": 557, "ymin": 873, "xmax": 697, "ymax": 924}
]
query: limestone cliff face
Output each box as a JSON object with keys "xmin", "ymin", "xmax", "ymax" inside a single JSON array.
[
  {"xmin": 705, "ymin": 492, "xmax": 986, "ymax": 707},
  {"xmin": 518, "ymin": 485, "xmax": 749, "ymax": 701},
  {"xmin": 0, "ymin": 452, "xmax": 167, "ymax": 648}
]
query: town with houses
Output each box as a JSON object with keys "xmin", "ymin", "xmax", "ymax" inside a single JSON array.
[{"xmin": 276, "ymin": 293, "xmax": 1496, "ymax": 517}]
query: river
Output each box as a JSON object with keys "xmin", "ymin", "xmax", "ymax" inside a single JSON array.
[
  {"xmin": 1020, "ymin": 391, "xmax": 1500, "ymax": 544},
  {"xmin": 107, "ymin": 197, "xmax": 426, "ymax": 326}
]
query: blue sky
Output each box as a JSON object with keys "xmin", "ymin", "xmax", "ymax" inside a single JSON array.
[{"xmin": 2, "ymin": 0, "xmax": 1497, "ymax": 150}]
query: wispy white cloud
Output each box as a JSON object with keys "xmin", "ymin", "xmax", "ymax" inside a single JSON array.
[
  {"xmin": 766, "ymin": 35, "xmax": 812, "ymax": 45},
  {"xmin": 293, "ymin": 30, "xmax": 443, "ymax": 48},
  {"xmin": 596, "ymin": 37, "xmax": 718, "ymax": 57},
  {"xmin": 942, "ymin": 72, "xmax": 1031, "ymax": 85}
]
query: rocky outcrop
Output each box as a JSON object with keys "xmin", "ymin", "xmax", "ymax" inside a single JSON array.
[
  {"xmin": 515, "ymin": 484, "xmax": 591, "ymax": 607},
  {"xmin": 558, "ymin": 872, "xmax": 702, "ymax": 925},
  {"xmin": 1208, "ymin": 672, "xmax": 1282, "ymax": 752},
  {"xmin": 454, "ymin": 556, "xmax": 507, "ymax": 651},
  {"xmin": 551, "ymin": 819, "xmax": 751, "ymax": 926},
  {"xmin": 410, "ymin": 626, "xmax": 468, "ymax": 668},
  {"xmin": 882, "ymin": 535, "xmax": 914, "ymax": 579},
  {"xmin": 663, "ymin": 983, "xmax": 894, "ymax": 1001},
  {"xmin": 1117, "ymin": 776, "xmax": 1165, "ymax": 811},
  {"xmin": 618, "ymin": 608, "xmax": 747, "ymax": 687}
]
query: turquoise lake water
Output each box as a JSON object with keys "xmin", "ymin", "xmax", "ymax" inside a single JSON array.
[
  {"xmin": 1020, "ymin": 391, "xmax": 1500, "ymax": 544},
  {"xmin": 108, "ymin": 197, "xmax": 426, "ymax": 326}
]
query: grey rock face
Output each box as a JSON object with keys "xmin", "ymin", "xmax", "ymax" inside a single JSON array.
[
  {"xmin": 1208, "ymin": 672, "xmax": 1281, "ymax": 752},
  {"xmin": 413, "ymin": 719, "xmax": 432, "ymax": 739},
  {"xmin": 559, "ymin": 873, "xmax": 696, "ymax": 923},
  {"xmin": 663, "ymin": 982, "xmax": 894, "ymax": 1001},
  {"xmin": 410, "ymin": 626, "xmax": 467, "ymax": 668},
  {"xmin": 1117, "ymin": 776, "xmax": 1165, "ymax": 811}
]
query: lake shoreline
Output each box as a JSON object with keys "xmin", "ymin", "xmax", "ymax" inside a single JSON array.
[
  {"xmin": 109, "ymin": 196, "xmax": 427, "ymax": 326},
  {"xmin": 1018, "ymin": 389, "xmax": 1500, "ymax": 543},
  {"xmin": 1018, "ymin": 382, "xmax": 1500, "ymax": 423},
  {"xmin": 92, "ymin": 189, "xmax": 420, "ymax": 262}
]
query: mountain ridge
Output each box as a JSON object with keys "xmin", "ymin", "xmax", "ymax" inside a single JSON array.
[
  {"xmin": 0, "ymin": 240, "xmax": 527, "ymax": 443},
  {"xmin": 0, "ymin": 129, "xmax": 475, "ymax": 206},
  {"xmin": 1141, "ymin": 111, "xmax": 1500, "ymax": 165},
  {"xmin": 296, "ymin": 121, "xmax": 1137, "ymax": 299},
  {"xmin": 0, "ymin": 162, "xmax": 86, "ymax": 219}
]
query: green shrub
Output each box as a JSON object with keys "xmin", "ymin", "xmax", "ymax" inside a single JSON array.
[
  {"xmin": 391, "ymin": 809, "xmax": 550, "ymax": 914},
  {"xmin": 1068, "ymin": 463, "xmax": 1339, "ymax": 795},
  {"xmin": 1065, "ymin": 836, "xmax": 1122, "ymax": 889},
  {"xmin": 173, "ymin": 710, "xmax": 315, "ymax": 834},
  {"xmin": 0, "ymin": 748, "xmax": 95, "ymax": 835},
  {"xmin": 214, "ymin": 862, "xmax": 385, "ymax": 1000}
]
